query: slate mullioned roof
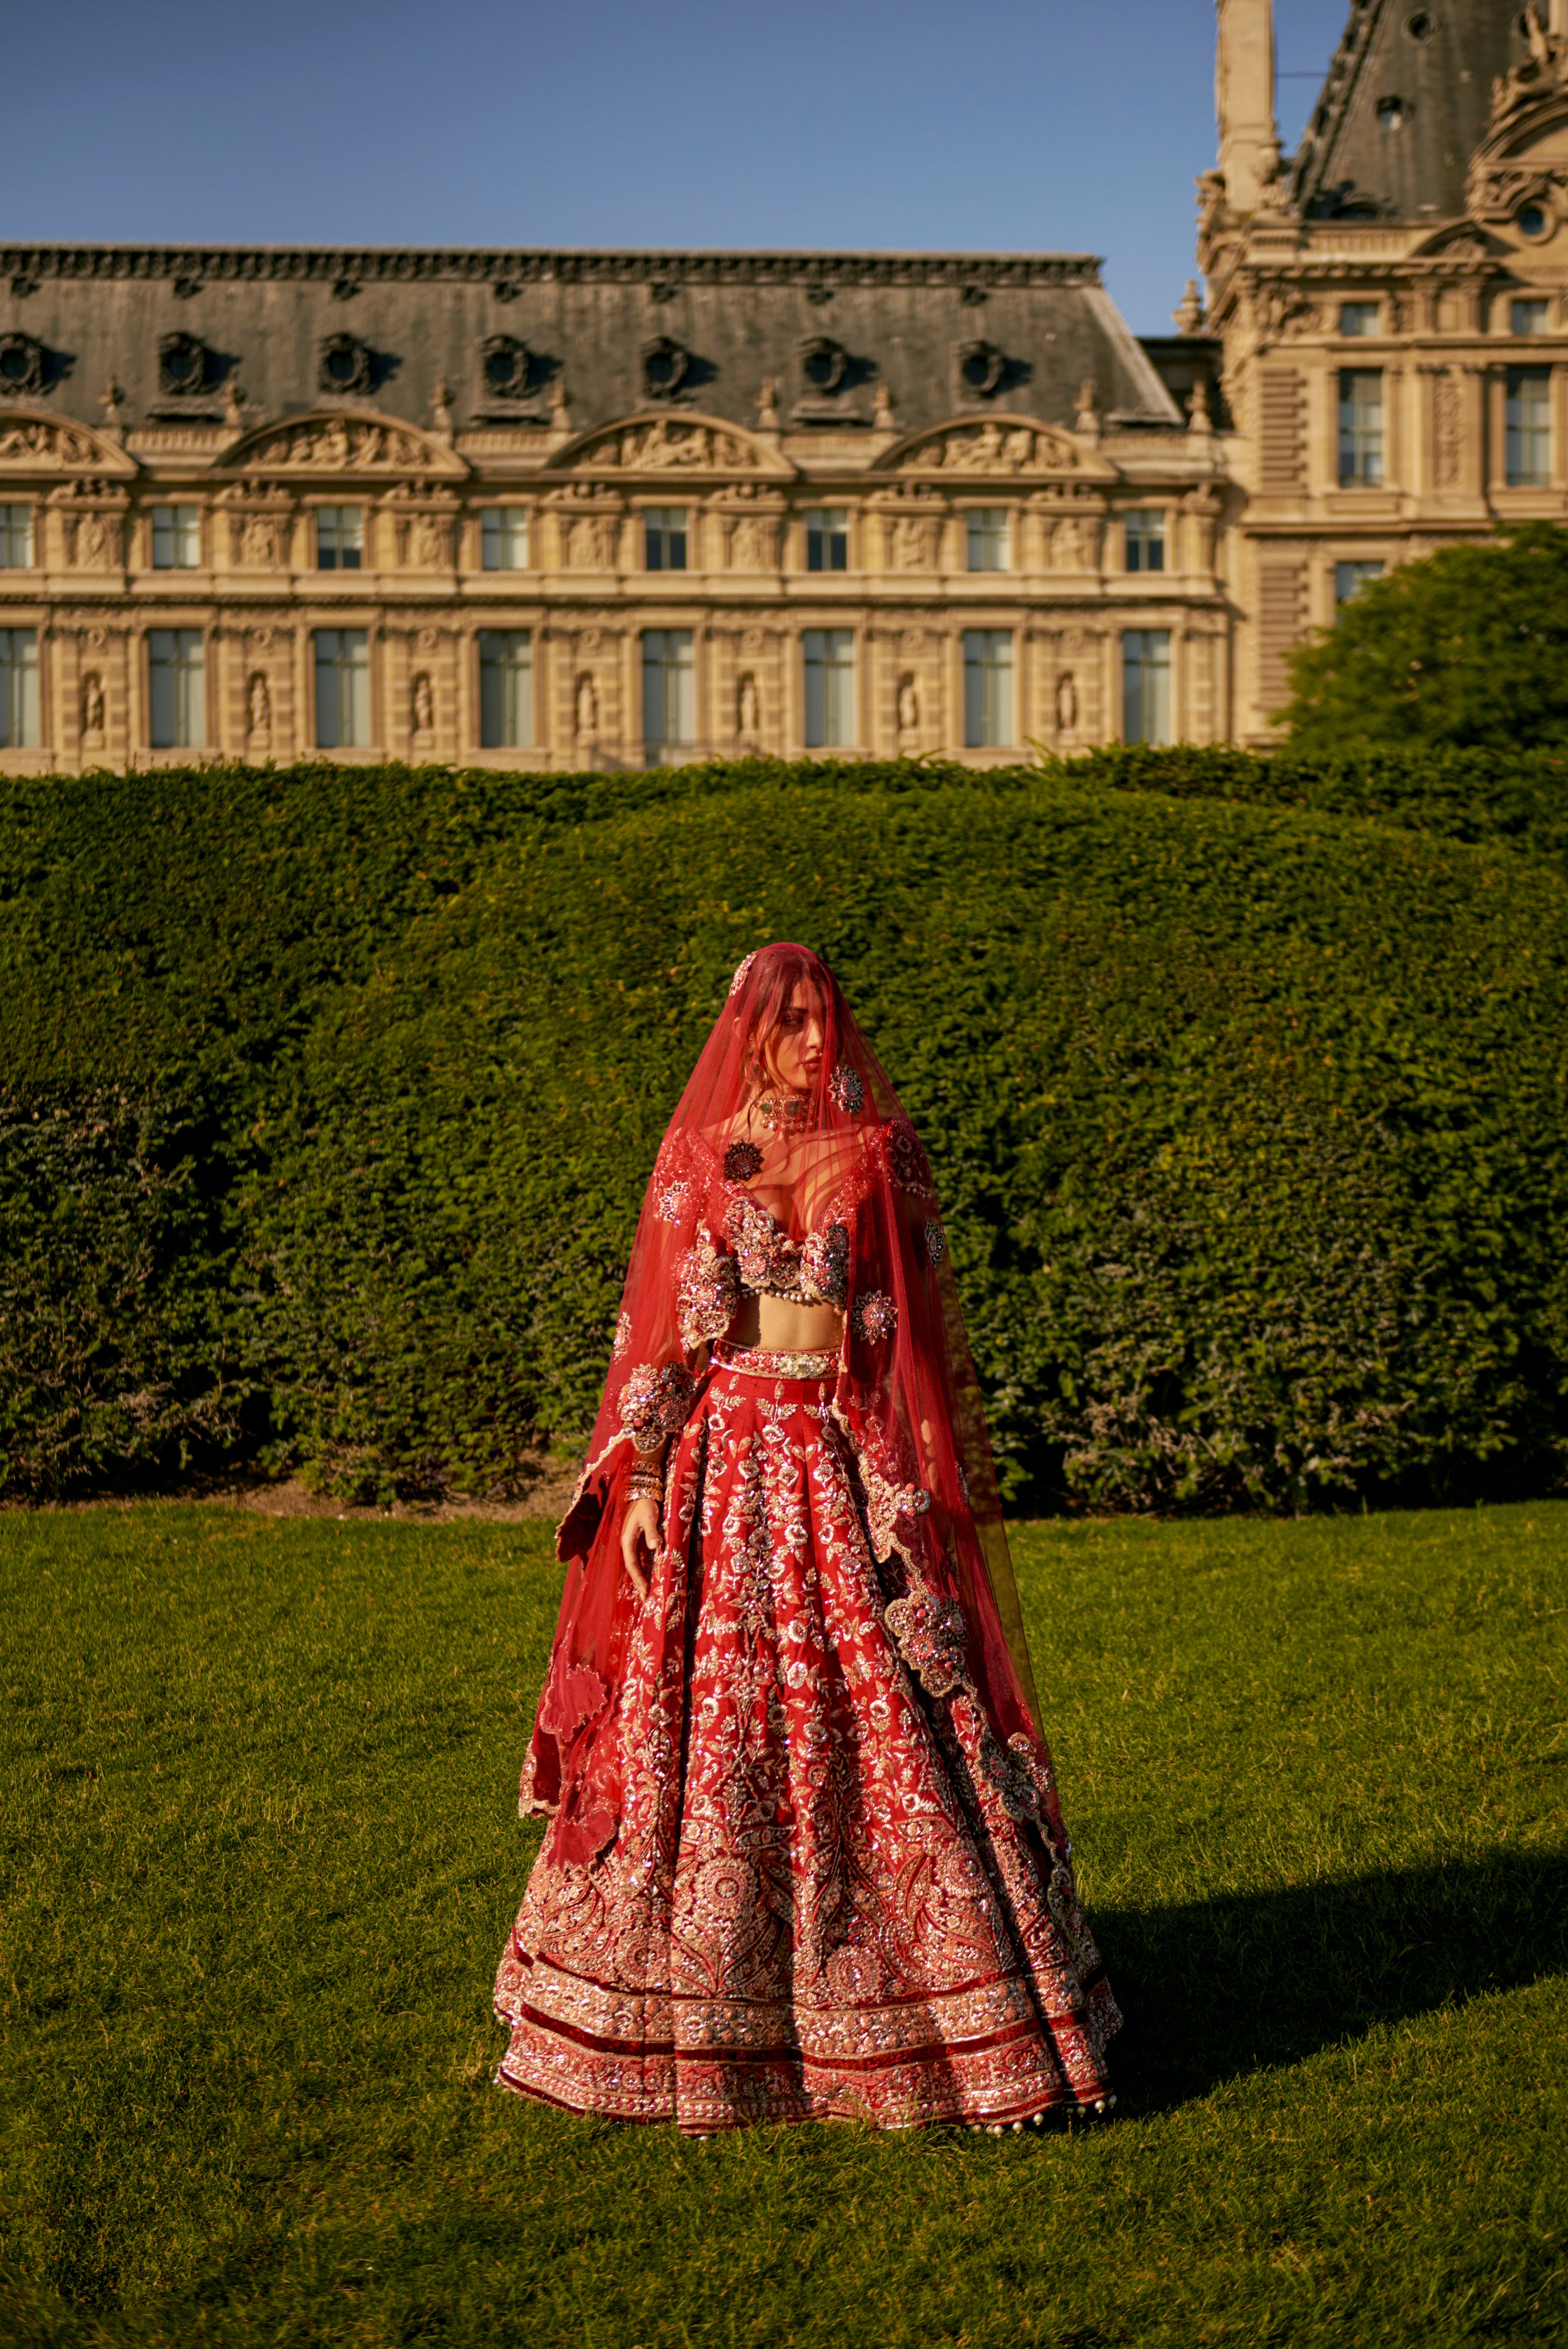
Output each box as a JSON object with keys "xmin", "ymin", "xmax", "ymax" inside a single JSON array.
[
  {"xmin": 1291, "ymin": 0, "xmax": 1524, "ymax": 222},
  {"xmin": 0, "ymin": 245, "xmax": 1182, "ymax": 443}
]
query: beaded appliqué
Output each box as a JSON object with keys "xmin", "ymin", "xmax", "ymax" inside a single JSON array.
[
  {"xmin": 829, "ymin": 1064, "xmax": 865, "ymax": 1117},
  {"xmin": 924, "ymin": 1219, "xmax": 947, "ymax": 1266},
  {"xmin": 654, "ymin": 1179, "xmax": 689, "ymax": 1223},
  {"xmin": 851, "ymin": 1288, "xmax": 897, "ymax": 1345},
  {"xmin": 619, "ymin": 1361, "xmax": 697, "ymax": 1450},
  {"xmin": 723, "ymin": 1139, "xmax": 764, "ymax": 1184},
  {"xmin": 886, "ymin": 1119, "xmax": 936, "ymax": 1198},
  {"xmin": 800, "ymin": 1220, "xmax": 850, "ymax": 1310},
  {"xmin": 729, "ymin": 951, "xmax": 760, "ymax": 998},
  {"xmin": 675, "ymin": 1227, "xmax": 741, "ymax": 1349},
  {"xmin": 884, "ymin": 1587, "xmax": 969, "ymax": 1699},
  {"xmin": 713, "ymin": 1340, "xmax": 838, "ymax": 1381}
]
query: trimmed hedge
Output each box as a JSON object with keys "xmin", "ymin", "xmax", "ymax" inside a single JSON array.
[{"xmin": 4, "ymin": 754, "xmax": 1568, "ymax": 1512}]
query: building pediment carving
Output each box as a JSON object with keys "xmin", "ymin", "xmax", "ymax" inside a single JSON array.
[
  {"xmin": 218, "ymin": 410, "xmax": 469, "ymax": 477},
  {"xmin": 551, "ymin": 412, "xmax": 794, "ymax": 476},
  {"xmin": 0, "ymin": 408, "xmax": 137, "ymax": 475},
  {"xmin": 1469, "ymin": 10, "xmax": 1568, "ymax": 235},
  {"xmin": 875, "ymin": 415, "xmax": 1113, "ymax": 478}
]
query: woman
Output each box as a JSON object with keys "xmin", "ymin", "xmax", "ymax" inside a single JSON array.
[{"xmin": 494, "ymin": 943, "xmax": 1120, "ymax": 2134}]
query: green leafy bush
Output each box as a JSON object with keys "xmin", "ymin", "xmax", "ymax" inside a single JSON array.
[
  {"xmin": 3, "ymin": 757, "xmax": 1567, "ymax": 1512},
  {"xmin": 1279, "ymin": 522, "xmax": 1568, "ymax": 751}
]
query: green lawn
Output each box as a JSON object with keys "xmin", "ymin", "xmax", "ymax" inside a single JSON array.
[{"xmin": 1, "ymin": 1502, "xmax": 1565, "ymax": 2347}]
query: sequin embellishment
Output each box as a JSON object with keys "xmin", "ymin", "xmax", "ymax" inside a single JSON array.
[{"xmin": 924, "ymin": 1219, "xmax": 947, "ymax": 1266}]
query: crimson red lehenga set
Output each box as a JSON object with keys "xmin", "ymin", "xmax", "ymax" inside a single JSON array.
[{"xmin": 494, "ymin": 943, "xmax": 1120, "ymax": 2135}]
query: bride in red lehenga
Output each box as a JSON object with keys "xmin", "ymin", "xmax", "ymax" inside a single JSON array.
[{"xmin": 494, "ymin": 943, "xmax": 1121, "ymax": 2135}]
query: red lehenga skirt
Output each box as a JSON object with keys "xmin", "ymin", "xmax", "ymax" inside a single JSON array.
[{"xmin": 494, "ymin": 1345, "xmax": 1121, "ymax": 2134}]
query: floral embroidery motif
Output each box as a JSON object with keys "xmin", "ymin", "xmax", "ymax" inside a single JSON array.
[
  {"xmin": 723, "ymin": 1139, "xmax": 764, "ymax": 1184},
  {"xmin": 851, "ymin": 1288, "xmax": 897, "ymax": 1345},
  {"xmin": 496, "ymin": 1364, "xmax": 1120, "ymax": 2135},
  {"xmin": 801, "ymin": 1220, "xmax": 850, "ymax": 1310},
  {"xmin": 619, "ymin": 1360, "xmax": 698, "ymax": 1451},
  {"xmin": 654, "ymin": 1180, "xmax": 689, "ymax": 1224},
  {"xmin": 725, "ymin": 1195, "xmax": 805, "ymax": 1298},
  {"xmin": 729, "ymin": 950, "xmax": 760, "ymax": 998},
  {"xmin": 884, "ymin": 1586, "xmax": 970, "ymax": 1699},
  {"xmin": 829, "ymin": 1064, "xmax": 865, "ymax": 1117},
  {"xmin": 886, "ymin": 1119, "xmax": 936, "ymax": 1199},
  {"xmin": 675, "ymin": 1228, "xmax": 741, "ymax": 1349},
  {"xmin": 924, "ymin": 1219, "xmax": 946, "ymax": 1266}
]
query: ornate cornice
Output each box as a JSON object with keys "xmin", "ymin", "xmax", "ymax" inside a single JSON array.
[{"xmin": 2, "ymin": 245, "xmax": 1104, "ymax": 293}]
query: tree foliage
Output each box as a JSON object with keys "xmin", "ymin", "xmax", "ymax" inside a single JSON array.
[{"xmin": 1283, "ymin": 522, "xmax": 1568, "ymax": 751}]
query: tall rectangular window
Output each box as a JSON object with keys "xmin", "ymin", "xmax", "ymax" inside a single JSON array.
[
  {"xmin": 1339, "ymin": 302, "xmax": 1379, "ymax": 338},
  {"xmin": 1122, "ymin": 630, "xmax": 1172, "ymax": 745},
  {"xmin": 1339, "ymin": 370, "xmax": 1384, "ymax": 486},
  {"xmin": 0, "ymin": 629, "xmax": 39, "ymax": 747},
  {"xmin": 148, "ymin": 629, "xmax": 206, "ymax": 749},
  {"xmin": 480, "ymin": 508, "xmax": 530, "ymax": 570},
  {"xmin": 1124, "ymin": 510, "xmax": 1167, "ymax": 573},
  {"xmin": 1335, "ymin": 560, "xmax": 1385, "ymax": 604},
  {"xmin": 805, "ymin": 508, "xmax": 848, "ymax": 572},
  {"xmin": 1507, "ymin": 366, "xmax": 1552, "ymax": 486},
  {"xmin": 314, "ymin": 628, "xmax": 371, "ymax": 747},
  {"xmin": 966, "ymin": 510, "xmax": 1010, "ymax": 572},
  {"xmin": 316, "ymin": 506, "xmax": 364, "ymax": 571},
  {"xmin": 151, "ymin": 504, "xmax": 201, "ymax": 569},
  {"xmin": 478, "ymin": 629, "xmax": 533, "ymax": 748},
  {"xmin": 803, "ymin": 629, "xmax": 854, "ymax": 747},
  {"xmin": 963, "ymin": 629, "xmax": 1013, "ymax": 749},
  {"xmin": 643, "ymin": 508, "xmax": 688, "ymax": 572},
  {"xmin": 1512, "ymin": 298, "xmax": 1549, "ymax": 337},
  {"xmin": 642, "ymin": 628, "xmax": 695, "ymax": 759},
  {"xmin": 0, "ymin": 506, "xmax": 34, "ymax": 568}
]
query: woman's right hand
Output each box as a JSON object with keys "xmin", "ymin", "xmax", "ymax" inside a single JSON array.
[{"xmin": 620, "ymin": 1498, "xmax": 660, "ymax": 1601}]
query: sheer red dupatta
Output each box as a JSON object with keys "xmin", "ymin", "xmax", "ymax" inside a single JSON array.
[{"xmin": 526, "ymin": 944, "xmax": 1064, "ymax": 1868}]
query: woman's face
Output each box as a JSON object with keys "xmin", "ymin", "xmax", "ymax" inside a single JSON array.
[{"xmin": 765, "ymin": 983, "xmax": 826, "ymax": 1092}]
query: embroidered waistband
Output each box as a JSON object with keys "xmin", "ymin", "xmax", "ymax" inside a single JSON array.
[{"xmin": 712, "ymin": 1340, "xmax": 838, "ymax": 1383}]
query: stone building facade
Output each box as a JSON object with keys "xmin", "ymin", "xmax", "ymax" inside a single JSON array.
[
  {"xmin": 2, "ymin": 2, "xmax": 1558, "ymax": 770},
  {"xmin": 1207, "ymin": 0, "xmax": 1568, "ymax": 737},
  {"xmin": 0, "ymin": 249, "xmax": 1227, "ymax": 773}
]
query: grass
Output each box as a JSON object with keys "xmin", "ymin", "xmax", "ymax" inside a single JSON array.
[{"xmin": 0, "ymin": 1501, "xmax": 1565, "ymax": 2348}]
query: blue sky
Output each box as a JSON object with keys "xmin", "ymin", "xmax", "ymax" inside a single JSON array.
[{"xmin": 8, "ymin": 1, "xmax": 1352, "ymax": 336}]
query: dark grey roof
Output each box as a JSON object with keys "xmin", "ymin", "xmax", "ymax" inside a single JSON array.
[
  {"xmin": 0, "ymin": 245, "xmax": 1181, "ymax": 443},
  {"xmin": 1292, "ymin": 0, "xmax": 1523, "ymax": 222}
]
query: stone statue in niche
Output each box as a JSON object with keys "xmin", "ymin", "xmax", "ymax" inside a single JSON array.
[
  {"xmin": 413, "ymin": 514, "xmax": 446, "ymax": 568},
  {"xmin": 81, "ymin": 671, "xmax": 106, "ymax": 742},
  {"xmin": 567, "ymin": 515, "xmax": 616, "ymax": 570},
  {"xmin": 1055, "ymin": 671, "xmax": 1079, "ymax": 732},
  {"xmin": 575, "ymin": 672, "xmax": 599, "ymax": 742},
  {"xmin": 247, "ymin": 672, "xmax": 271, "ymax": 735},
  {"xmin": 1052, "ymin": 517, "xmax": 1086, "ymax": 571},
  {"xmin": 241, "ymin": 513, "xmax": 279, "ymax": 568},
  {"xmin": 737, "ymin": 671, "xmax": 760, "ymax": 743},
  {"xmin": 412, "ymin": 671, "xmax": 434, "ymax": 735},
  {"xmin": 77, "ymin": 511, "xmax": 114, "ymax": 569},
  {"xmin": 891, "ymin": 515, "xmax": 935, "ymax": 570},
  {"xmin": 731, "ymin": 516, "xmax": 766, "ymax": 570},
  {"xmin": 896, "ymin": 673, "xmax": 920, "ymax": 742}
]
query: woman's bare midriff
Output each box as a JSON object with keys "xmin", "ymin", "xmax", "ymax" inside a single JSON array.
[{"xmin": 728, "ymin": 1294, "xmax": 844, "ymax": 1353}]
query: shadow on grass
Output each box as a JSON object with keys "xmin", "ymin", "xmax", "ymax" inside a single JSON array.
[{"xmin": 1096, "ymin": 1846, "xmax": 1568, "ymax": 2114}]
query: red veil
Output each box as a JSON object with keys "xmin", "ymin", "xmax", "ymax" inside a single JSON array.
[{"xmin": 528, "ymin": 943, "xmax": 1065, "ymax": 1871}]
